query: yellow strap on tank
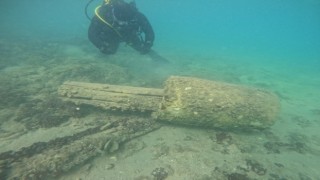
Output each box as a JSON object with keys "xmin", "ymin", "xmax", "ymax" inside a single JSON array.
[{"xmin": 95, "ymin": 5, "xmax": 122, "ymax": 38}]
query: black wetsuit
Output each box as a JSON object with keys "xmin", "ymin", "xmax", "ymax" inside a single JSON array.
[{"xmin": 88, "ymin": 1, "xmax": 154, "ymax": 54}]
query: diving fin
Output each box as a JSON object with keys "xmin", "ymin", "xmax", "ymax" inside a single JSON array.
[{"xmin": 147, "ymin": 49, "xmax": 170, "ymax": 64}]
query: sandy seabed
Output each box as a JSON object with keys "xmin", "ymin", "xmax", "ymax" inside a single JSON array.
[{"xmin": 0, "ymin": 37, "xmax": 319, "ymax": 180}]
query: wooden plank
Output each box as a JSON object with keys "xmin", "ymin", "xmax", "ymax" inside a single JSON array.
[{"xmin": 58, "ymin": 81, "xmax": 164, "ymax": 112}]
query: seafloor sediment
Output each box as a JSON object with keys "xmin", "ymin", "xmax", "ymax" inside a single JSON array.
[{"xmin": 0, "ymin": 38, "xmax": 319, "ymax": 179}]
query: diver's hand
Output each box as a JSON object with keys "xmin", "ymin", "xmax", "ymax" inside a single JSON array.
[{"xmin": 140, "ymin": 41, "xmax": 153, "ymax": 54}]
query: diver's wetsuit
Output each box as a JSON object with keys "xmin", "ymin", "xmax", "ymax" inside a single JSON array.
[{"xmin": 88, "ymin": 1, "xmax": 154, "ymax": 54}]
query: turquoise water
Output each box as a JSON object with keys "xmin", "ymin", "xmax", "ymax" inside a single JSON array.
[
  {"xmin": 0, "ymin": 0, "xmax": 320, "ymax": 179},
  {"xmin": 1, "ymin": 0, "xmax": 319, "ymax": 61},
  {"xmin": 144, "ymin": 0, "xmax": 320, "ymax": 60}
]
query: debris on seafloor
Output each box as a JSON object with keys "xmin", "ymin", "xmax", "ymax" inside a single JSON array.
[
  {"xmin": 0, "ymin": 76, "xmax": 280, "ymax": 179},
  {"xmin": 0, "ymin": 115, "xmax": 160, "ymax": 179},
  {"xmin": 59, "ymin": 76, "xmax": 280, "ymax": 129}
]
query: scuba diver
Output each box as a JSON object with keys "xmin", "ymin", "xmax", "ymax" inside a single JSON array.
[{"xmin": 88, "ymin": 0, "xmax": 154, "ymax": 54}]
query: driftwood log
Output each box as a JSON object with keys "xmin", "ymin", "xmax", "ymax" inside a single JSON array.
[{"xmin": 59, "ymin": 76, "xmax": 280, "ymax": 129}]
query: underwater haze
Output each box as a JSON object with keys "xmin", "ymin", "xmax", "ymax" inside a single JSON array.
[
  {"xmin": 1, "ymin": 0, "xmax": 320, "ymax": 179},
  {"xmin": 1, "ymin": 0, "xmax": 319, "ymax": 60}
]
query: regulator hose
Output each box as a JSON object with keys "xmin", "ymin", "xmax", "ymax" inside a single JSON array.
[{"xmin": 85, "ymin": 0, "xmax": 96, "ymax": 21}]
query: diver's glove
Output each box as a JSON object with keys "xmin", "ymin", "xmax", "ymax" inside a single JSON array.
[{"xmin": 140, "ymin": 40, "xmax": 153, "ymax": 54}]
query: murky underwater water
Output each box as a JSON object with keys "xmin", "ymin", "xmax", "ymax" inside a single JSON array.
[{"xmin": 0, "ymin": 0, "xmax": 320, "ymax": 179}]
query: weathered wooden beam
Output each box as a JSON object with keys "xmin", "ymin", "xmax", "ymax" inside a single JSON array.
[{"xmin": 58, "ymin": 81, "xmax": 164, "ymax": 112}]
